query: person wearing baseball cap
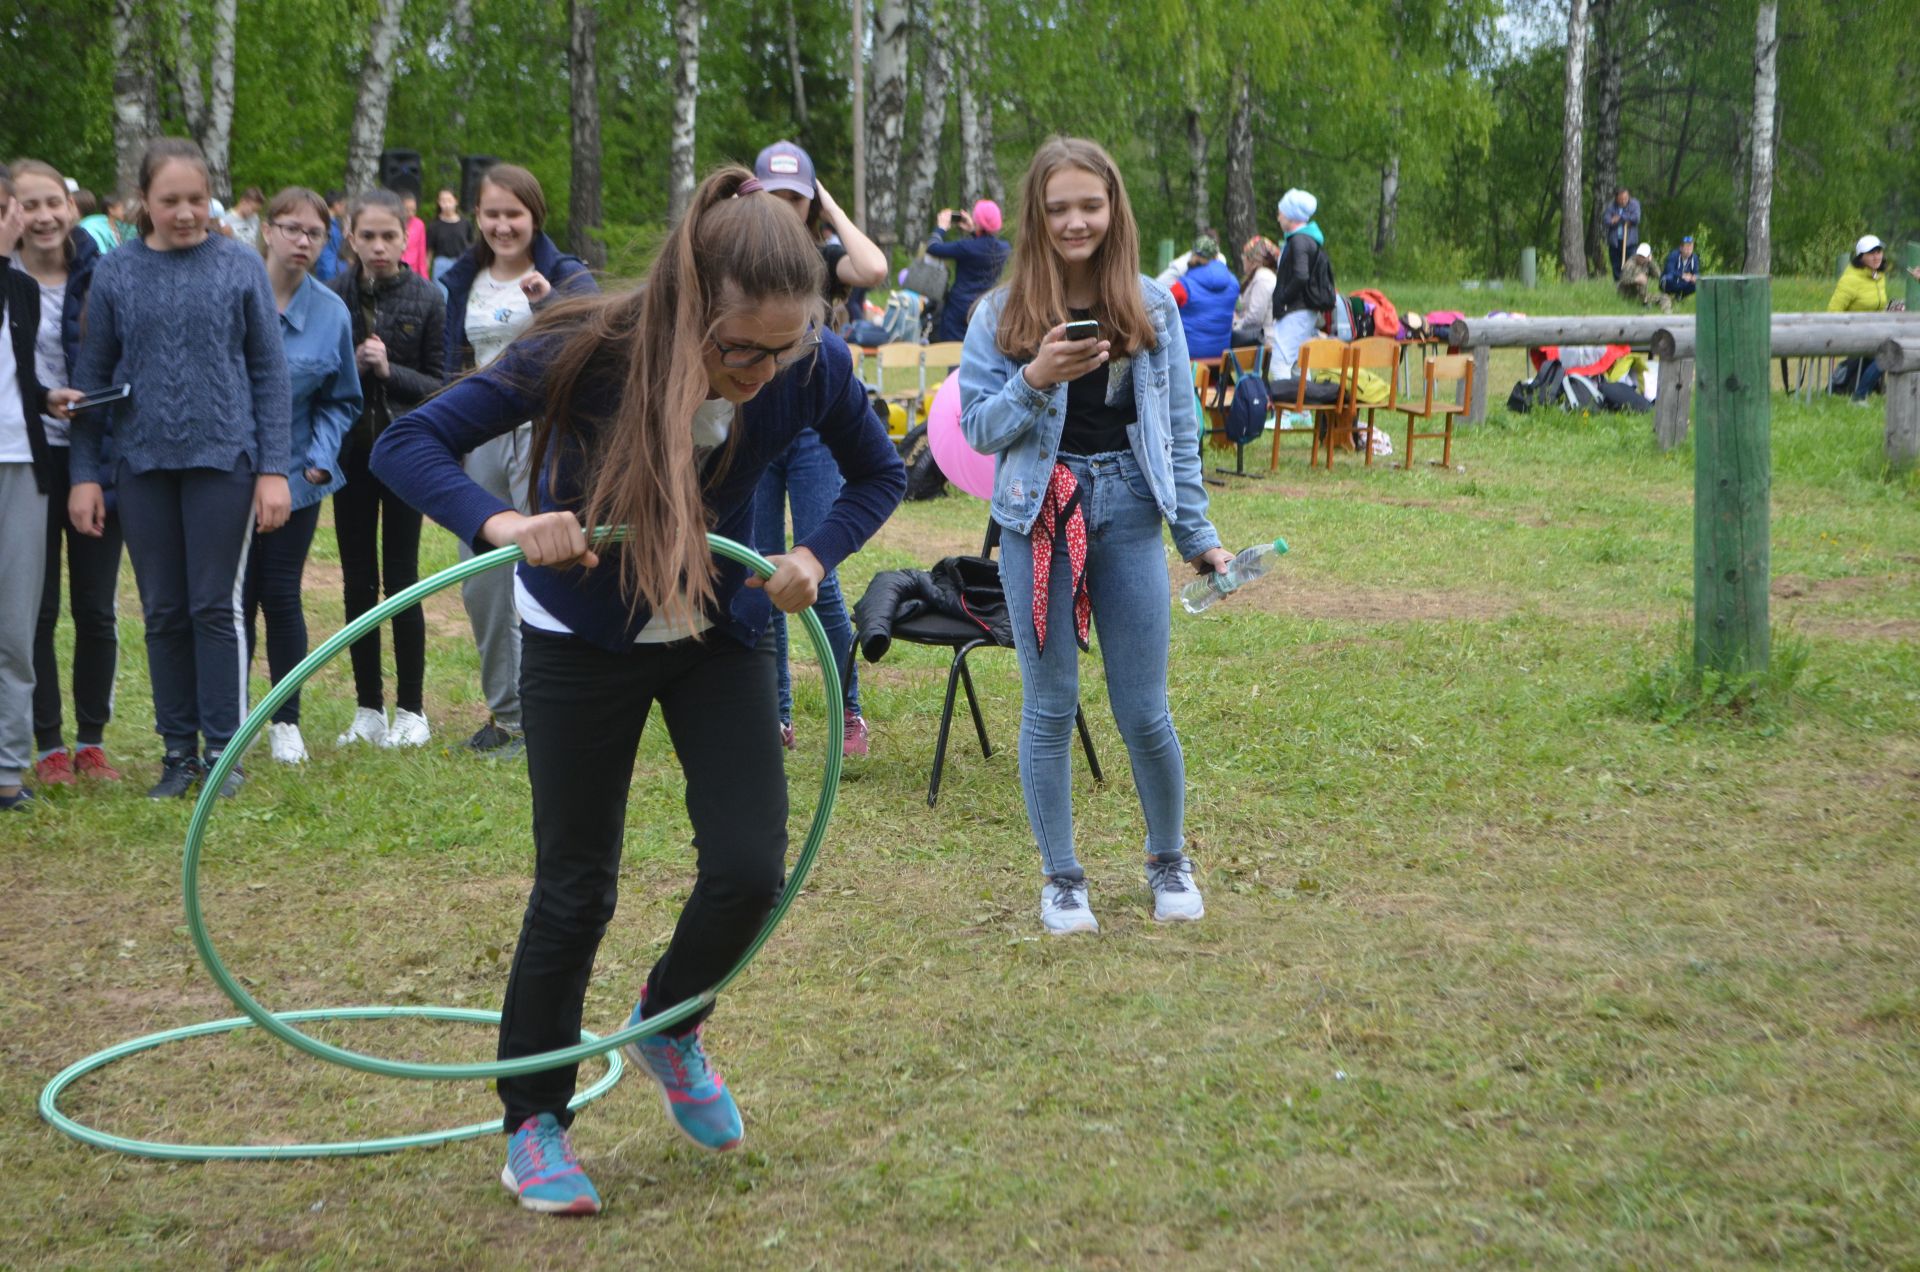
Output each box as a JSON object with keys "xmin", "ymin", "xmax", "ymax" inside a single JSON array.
[
  {"xmin": 751, "ymin": 141, "xmax": 887, "ymax": 307},
  {"xmin": 1661, "ymin": 234, "xmax": 1701, "ymax": 301},
  {"xmin": 926, "ymin": 198, "xmax": 1010, "ymax": 343}
]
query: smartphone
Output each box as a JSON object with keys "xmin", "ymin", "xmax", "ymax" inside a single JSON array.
[
  {"xmin": 68, "ymin": 383, "xmax": 132, "ymax": 415},
  {"xmin": 1061, "ymin": 319, "xmax": 1101, "ymax": 343}
]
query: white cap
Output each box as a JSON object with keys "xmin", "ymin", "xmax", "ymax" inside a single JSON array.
[
  {"xmin": 1854, "ymin": 234, "xmax": 1884, "ymax": 257},
  {"xmin": 1635, "ymin": 242, "xmax": 1652, "ymax": 258}
]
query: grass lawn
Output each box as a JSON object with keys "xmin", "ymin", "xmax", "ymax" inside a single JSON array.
[{"xmin": 5, "ymin": 379, "xmax": 1918, "ymax": 1268}]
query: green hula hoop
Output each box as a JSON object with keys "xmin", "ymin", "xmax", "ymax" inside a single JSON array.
[{"xmin": 40, "ymin": 530, "xmax": 842, "ymax": 1157}]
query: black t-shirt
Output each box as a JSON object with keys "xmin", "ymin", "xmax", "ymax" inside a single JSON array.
[
  {"xmin": 1057, "ymin": 310, "xmax": 1136, "ymax": 456},
  {"xmin": 425, "ymin": 217, "xmax": 473, "ymax": 261}
]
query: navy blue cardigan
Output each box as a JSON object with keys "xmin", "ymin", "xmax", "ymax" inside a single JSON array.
[
  {"xmin": 370, "ymin": 328, "xmax": 907, "ymax": 653},
  {"xmin": 439, "ymin": 232, "xmax": 594, "ymax": 376}
]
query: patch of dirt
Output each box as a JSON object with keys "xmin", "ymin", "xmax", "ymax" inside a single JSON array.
[
  {"xmin": 1239, "ymin": 576, "xmax": 1519, "ymax": 624},
  {"xmin": 865, "ymin": 513, "xmax": 984, "ymax": 567},
  {"xmin": 1793, "ymin": 617, "xmax": 1920, "ymax": 642},
  {"xmin": 300, "ymin": 559, "xmax": 471, "ymax": 640},
  {"xmin": 1770, "ymin": 574, "xmax": 1888, "ymax": 601}
]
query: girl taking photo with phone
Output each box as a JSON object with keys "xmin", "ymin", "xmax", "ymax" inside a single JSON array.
[
  {"xmin": 327, "ymin": 188, "xmax": 445, "ymax": 749},
  {"xmin": 70, "ymin": 138, "xmax": 292, "ymax": 801},
  {"xmin": 6, "ymin": 159, "xmax": 123, "ymax": 788},
  {"xmin": 439, "ymin": 164, "xmax": 596, "ymax": 757},
  {"xmin": 246, "ymin": 187, "xmax": 362, "ymax": 764},
  {"xmin": 372, "ymin": 166, "xmax": 904, "ymax": 1215},
  {"xmin": 957, "ymin": 136, "xmax": 1232, "ymax": 936}
]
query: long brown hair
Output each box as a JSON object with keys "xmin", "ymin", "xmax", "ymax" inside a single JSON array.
[
  {"xmin": 257, "ymin": 186, "xmax": 330, "ymax": 261},
  {"xmin": 472, "ymin": 163, "xmax": 546, "ymax": 270},
  {"xmin": 135, "ymin": 138, "xmax": 210, "ymax": 235},
  {"xmin": 5, "ymin": 157, "xmax": 75, "ymax": 265},
  {"xmin": 995, "ymin": 136, "xmax": 1154, "ymax": 359},
  {"xmin": 524, "ymin": 166, "xmax": 825, "ymax": 632}
]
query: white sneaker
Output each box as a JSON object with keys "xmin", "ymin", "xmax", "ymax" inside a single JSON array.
[
  {"xmin": 1146, "ymin": 856, "xmax": 1205, "ymax": 923},
  {"xmin": 1040, "ymin": 877, "xmax": 1100, "ymax": 935},
  {"xmin": 267, "ymin": 722, "xmax": 309, "ymax": 765},
  {"xmin": 381, "ymin": 708, "xmax": 432, "ymax": 749},
  {"xmin": 336, "ymin": 707, "xmax": 388, "ymax": 747}
]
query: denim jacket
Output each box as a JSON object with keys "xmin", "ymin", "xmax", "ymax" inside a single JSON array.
[
  {"xmin": 278, "ymin": 272, "xmax": 363, "ymax": 510},
  {"xmin": 957, "ymin": 276, "xmax": 1221, "ymax": 562}
]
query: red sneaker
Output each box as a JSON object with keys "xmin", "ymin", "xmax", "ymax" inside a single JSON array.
[
  {"xmin": 33, "ymin": 750, "xmax": 75, "ymax": 786},
  {"xmin": 843, "ymin": 712, "xmax": 870, "ymax": 759},
  {"xmin": 73, "ymin": 746, "xmax": 124, "ymax": 781}
]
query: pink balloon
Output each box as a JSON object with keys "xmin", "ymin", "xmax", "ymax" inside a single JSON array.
[{"xmin": 926, "ymin": 372, "xmax": 995, "ymax": 501}]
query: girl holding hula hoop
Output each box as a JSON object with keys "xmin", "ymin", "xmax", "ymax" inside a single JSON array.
[
  {"xmin": 372, "ymin": 166, "xmax": 905, "ymax": 1215},
  {"xmin": 70, "ymin": 138, "xmax": 292, "ymax": 802},
  {"xmin": 245, "ymin": 187, "xmax": 362, "ymax": 765},
  {"xmin": 327, "ymin": 188, "xmax": 446, "ymax": 750},
  {"xmin": 958, "ymin": 136, "xmax": 1232, "ymax": 936}
]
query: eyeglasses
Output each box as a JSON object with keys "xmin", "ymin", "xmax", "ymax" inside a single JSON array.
[
  {"xmin": 270, "ymin": 221, "xmax": 327, "ymax": 244},
  {"xmin": 710, "ymin": 323, "xmax": 821, "ymax": 370}
]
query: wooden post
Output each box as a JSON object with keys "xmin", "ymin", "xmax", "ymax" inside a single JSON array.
[
  {"xmin": 1520, "ymin": 246, "xmax": 1537, "ymax": 290},
  {"xmin": 1694, "ymin": 276, "xmax": 1771, "ymax": 677},
  {"xmin": 1156, "ymin": 238, "xmax": 1175, "ymax": 276},
  {"xmin": 1467, "ymin": 345, "xmax": 1489, "ymax": 422},
  {"xmin": 1879, "ymin": 337, "xmax": 1920, "ymax": 468},
  {"xmin": 1654, "ymin": 356, "xmax": 1694, "ymax": 450}
]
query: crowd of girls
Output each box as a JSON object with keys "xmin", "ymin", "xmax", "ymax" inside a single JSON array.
[{"xmin": 6, "ymin": 131, "xmax": 1230, "ymax": 1214}]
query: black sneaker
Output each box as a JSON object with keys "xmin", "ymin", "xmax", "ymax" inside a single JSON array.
[
  {"xmin": 464, "ymin": 720, "xmax": 522, "ymax": 755},
  {"xmin": 205, "ymin": 752, "xmax": 245, "ymax": 800},
  {"xmin": 0, "ymin": 787, "xmax": 35, "ymax": 811},
  {"xmin": 147, "ymin": 753, "xmax": 204, "ymax": 800}
]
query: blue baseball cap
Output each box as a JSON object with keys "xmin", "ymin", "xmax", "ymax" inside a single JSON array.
[{"xmin": 753, "ymin": 141, "xmax": 816, "ymax": 200}]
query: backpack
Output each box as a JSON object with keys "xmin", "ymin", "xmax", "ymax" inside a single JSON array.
[
  {"xmin": 878, "ymin": 290, "xmax": 925, "ymax": 344},
  {"xmin": 1219, "ymin": 362, "xmax": 1271, "ymax": 445},
  {"xmin": 1506, "ymin": 359, "xmax": 1566, "ymax": 414},
  {"xmin": 1303, "ymin": 238, "xmax": 1338, "ymax": 312},
  {"xmin": 1348, "ymin": 296, "xmax": 1374, "ymax": 339},
  {"xmin": 901, "ymin": 255, "xmax": 948, "ymax": 307}
]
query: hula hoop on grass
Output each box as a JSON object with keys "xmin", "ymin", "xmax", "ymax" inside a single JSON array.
[{"xmin": 40, "ymin": 530, "xmax": 842, "ymax": 1157}]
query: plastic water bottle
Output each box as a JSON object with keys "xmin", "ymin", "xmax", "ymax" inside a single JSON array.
[{"xmin": 1180, "ymin": 539, "xmax": 1289, "ymax": 614}]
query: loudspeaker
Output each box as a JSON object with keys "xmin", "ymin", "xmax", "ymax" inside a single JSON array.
[
  {"xmin": 459, "ymin": 155, "xmax": 500, "ymax": 213},
  {"xmin": 378, "ymin": 149, "xmax": 423, "ymax": 198}
]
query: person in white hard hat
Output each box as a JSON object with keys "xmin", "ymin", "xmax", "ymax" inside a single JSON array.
[
  {"xmin": 1828, "ymin": 235, "xmax": 1903, "ymax": 401},
  {"xmin": 1616, "ymin": 240, "xmax": 1670, "ymax": 312}
]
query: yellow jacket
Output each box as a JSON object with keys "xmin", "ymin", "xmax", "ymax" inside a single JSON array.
[{"xmin": 1828, "ymin": 265, "xmax": 1888, "ymax": 313}]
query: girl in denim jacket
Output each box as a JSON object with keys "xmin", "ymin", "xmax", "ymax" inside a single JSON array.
[{"xmin": 957, "ymin": 137, "xmax": 1232, "ymax": 935}]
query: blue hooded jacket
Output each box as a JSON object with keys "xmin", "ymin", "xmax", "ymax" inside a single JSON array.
[
  {"xmin": 440, "ymin": 232, "xmax": 595, "ymax": 377},
  {"xmin": 1176, "ymin": 256, "xmax": 1241, "ymax": 361}
]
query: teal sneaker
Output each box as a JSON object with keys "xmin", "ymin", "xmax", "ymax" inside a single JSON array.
[
  {"xmin": 501, "ymin": 1113, "xmax": 601, "ymax": 1215},
  {"xmin": 622, "ymin": 998, "xmax": 744, "ymax": 1152}
]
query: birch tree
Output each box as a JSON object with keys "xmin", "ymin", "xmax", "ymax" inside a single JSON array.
[
  {"xmin": 172, "ymin": 0, "xmax": 237, "ymax": 200},
  {"xmin": 1558, "ymin": 0, "xmax": 1590, "ymax": 280},
  {"xmin": 784, "ymin": 0, "xmax": 808, "ymax": 128},
  {"xmin": 1744, "ymin": 1, "xmax": 1778, "ymax": 275},
  {"xmin": 449, "ymin": 0, "xmax": 474, "ymax": 146},
  {"xmin": 865, "ymin": 0, "xmax": 909, "ymax": 251},
  {"xmin": 902, "ymin": 0, "xmax": 953, "ymax": 242},
  {"xmin": 1223, "ymin": 65, "xmax": 1256, "ymax": 256},
  {"xmin": 668, "ymin": 0, "xmax": 701, "ymax": 223},
  {"xmin": 344, "ymin": 0, "xmax": 407, "ymax": 194},
  {"xmin": 568, "ymin": 0, "xmax": 606, "ymax": 268},
  {"xmin": 110, "ymin": 0, "xmax": 157, "ymax": 198},
  {"xmin": 1586, "ymin": 0, "xmax": 1621, "ymax": 272}
]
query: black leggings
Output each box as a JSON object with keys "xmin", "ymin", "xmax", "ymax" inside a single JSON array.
[
  {"xmin": 497, "ymin": 628, "xmax": 787, "ymax": 1132},
  {"xmin": 243, "ymin": 502, "xmax": 321, "ymax": 725},
  {"xmin": 333, "ymin": 432, "xmax": 425, "ymax": 714},
  {"xmin": 33, "ymin": 445, "xmax": 124, "ymax": 751}
]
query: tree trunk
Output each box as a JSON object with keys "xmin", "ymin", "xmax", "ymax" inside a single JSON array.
[
  {"xmin": 202, "ymin": 0, "xmax": 237, "ymax": 202},
  {"xmin": 449, "ymin": 0, "xmax": 474, "ymax": 146},
  {"xmin": 903, "ymin": 0, "xmax": 952, "ymax": 244},
  {"xmin": 1744, "ymin": 1, "xmax": 1779, "ymax": 275},
  {"xmin": 1587, "ymin": 0, "xmax": 1620, "ymax": 272},
  {"xmin": 1375, "ymin": 153, "xmax": 1400, "ymax": 256},
  {"xmin": 173, "ymin": 3, "xmax": 207, "ymax": 142},
  {"xmin": 567, "ymin": 0, "xmax": 606, "ymax": 268},
  {"xmin": 668, "ymin": 0, "xmax": 701, "ymax": 224},
  {"xmin": 967, "ymin": 0, "xmax": 1003, "ymax": 204},
  {"xmin": 956, "ymin": 6, "xmax": 981, "ymax": 199},
  {"xmin": 1224, "ymin": 65, "xmax": 1256, "ymax": 257},
  {"xmin": 1558, "ymin": 0, "xmax": 1590, "ymax": 281},
  {"xmin": 1184, "ymin": 102, "xmax": 1208, "ymax": 237},
  {"xmin": 110, "ymin": 0, "xmax": 156, "ymax": 199},
  {"xmin": 865, "ymin": 0, "xmax": 909, "ymax": 253},
  {"xmin": 345, "ymin": 0, "xmax": 407, "ymax": 194},
  {"xmin": 784, "ymin": 0, "xmax": 808, "ymax": 127}
]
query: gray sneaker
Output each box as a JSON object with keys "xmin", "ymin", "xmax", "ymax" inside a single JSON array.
[
  {"xmin": 1040, "ymin": 876, "xmax": 1099, "ymax": 935},
  {"xmin": 1146, "ymin": 856, "xmax": 1204, "ymax": 923}
]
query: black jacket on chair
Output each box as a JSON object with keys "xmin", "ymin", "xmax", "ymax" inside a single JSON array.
[{"xmin": 853, "ymin": 555, "xmax": 1012, "ymax": 662}]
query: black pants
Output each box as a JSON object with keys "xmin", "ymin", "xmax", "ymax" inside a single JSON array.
[
  {"xmin": 1230, "ymin": 323, "xmax": 1265, "ymax": 350},
  {"xmin": 497, "ymin": 627, "xmax": 788, "ymax": 1132},
  {"xmin": 333, "ymin": 432, "xmax": 425, "ymax": 714},
  {"xmin": 117, "ymin": 464, "xmax": 255, "ymax": 755},
  {"xmin": 242, "ymin": 502, "xmax": 321, "ymax": 725},
  {"xmin": 33, "ymin": 445, "xmax": 124, "ymax": 751}
]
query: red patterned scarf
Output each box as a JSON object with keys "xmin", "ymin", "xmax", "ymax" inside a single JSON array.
[{"xmin": 1031, "ymin": 462, "xmax": 1090, "ymax": 654}]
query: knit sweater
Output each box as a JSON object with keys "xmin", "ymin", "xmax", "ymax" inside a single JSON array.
[{"xmin": 68, "ymin": 232, "xmax": 291, "ymax": 486}]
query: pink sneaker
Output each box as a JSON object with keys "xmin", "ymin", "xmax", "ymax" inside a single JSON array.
[
  {"xmin": 779, "ymin": 721, "xmax": 796, "ymax": 751},
  {"xmin": 843, "ymin": 712, "xmax": 870, "ymax": 759}
]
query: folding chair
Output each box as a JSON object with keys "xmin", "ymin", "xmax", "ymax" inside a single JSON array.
[
  {"xmin": 1393, "ymin": 353, "xmax": 1473, "ymax": 469},
  {"xmin": 1343, "ymin": 336, "xmax": 1400, "ymax": 467},
  {"xmin": 874, "ymin": 343, "xmax": 925, "ymax": 420},
  {"xmin": 1272, "ymin": 338, "xmax": 1351, "ymax": 469},
  {"xmin": 846, "ymin": 520, "xmax": 1102, "ymax": 807}
]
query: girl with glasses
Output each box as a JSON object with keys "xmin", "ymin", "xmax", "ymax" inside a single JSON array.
[
  {"xmin": 371, "ymin": 166, "xmax": 905, "ymax": 1216},
  {"xmin": 244, "ymin": 189, "xmax": 362, "ymax": 764}
]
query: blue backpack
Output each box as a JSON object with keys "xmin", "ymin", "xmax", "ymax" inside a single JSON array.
[{"xmin": 1218, "ymin": 362, "xmax": 1271, "ymax": 445}]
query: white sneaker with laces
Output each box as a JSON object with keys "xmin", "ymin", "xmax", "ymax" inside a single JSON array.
[
  {"xmin": 267, "ymin": 722, "xmax": 308, "ymax": 765},
  {"xmin": 1146, "ymin": 856, "xmax": 1204, "ymax": 923},
  {"xmin": 336, "ymin": 707, "xmax": 388, "ymax": 747},
  {"xmin": 381, "ymin": 708, "xmax": 431, "ymax": 749},
  {"xmin": 1040, "ymin": 877, "xmax": 1100, "ymax": 935}
]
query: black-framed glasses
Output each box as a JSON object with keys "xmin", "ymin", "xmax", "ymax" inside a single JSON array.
[
  {"xmin": 269, "ymin": 221, "xmax": 327, "ymax": 244},
  {"xmin": 711, "ymin": 323, "xmax": 821, "ymax": 370}
]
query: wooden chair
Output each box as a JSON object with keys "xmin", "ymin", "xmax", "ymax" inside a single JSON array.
[
  {"xmin": 874, "ymin": 343, "xmax": 925, "ymax": 419},
  {"xmin": 916, "ymin": 342, "xmax": 966, "ymax": 424},
  {"xmin": 1191, "ymin": 362, "xmax": 1228, "ymax": 487},
  {"xmin": 1343, "ymin": 336, "xmax": 1400, "ymax": 466},
  {"xmin": 1394, "ymin": 353, "xmax": 1473, "ymax": 470},
  {"xmin": 1272, "ymin": 338, "xmax": 1351, "ymax": 469}
]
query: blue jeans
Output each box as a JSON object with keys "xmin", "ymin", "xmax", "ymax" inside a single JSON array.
[
  {"xmin": 752, "ymin": 428, "xmax": 860, "ymax": 721},
  {"xmin": 998, "ymin": 451, "xmax": 1186, "ymax": 880},
  {"xmin": 1853, "ymin": 357, "xmax": 1885, "ymax": 401}
]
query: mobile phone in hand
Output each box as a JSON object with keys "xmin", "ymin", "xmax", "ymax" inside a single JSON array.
[{"xmin": 1061, "ymin": 319, "xmax": 1100, "ymax": 343}]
